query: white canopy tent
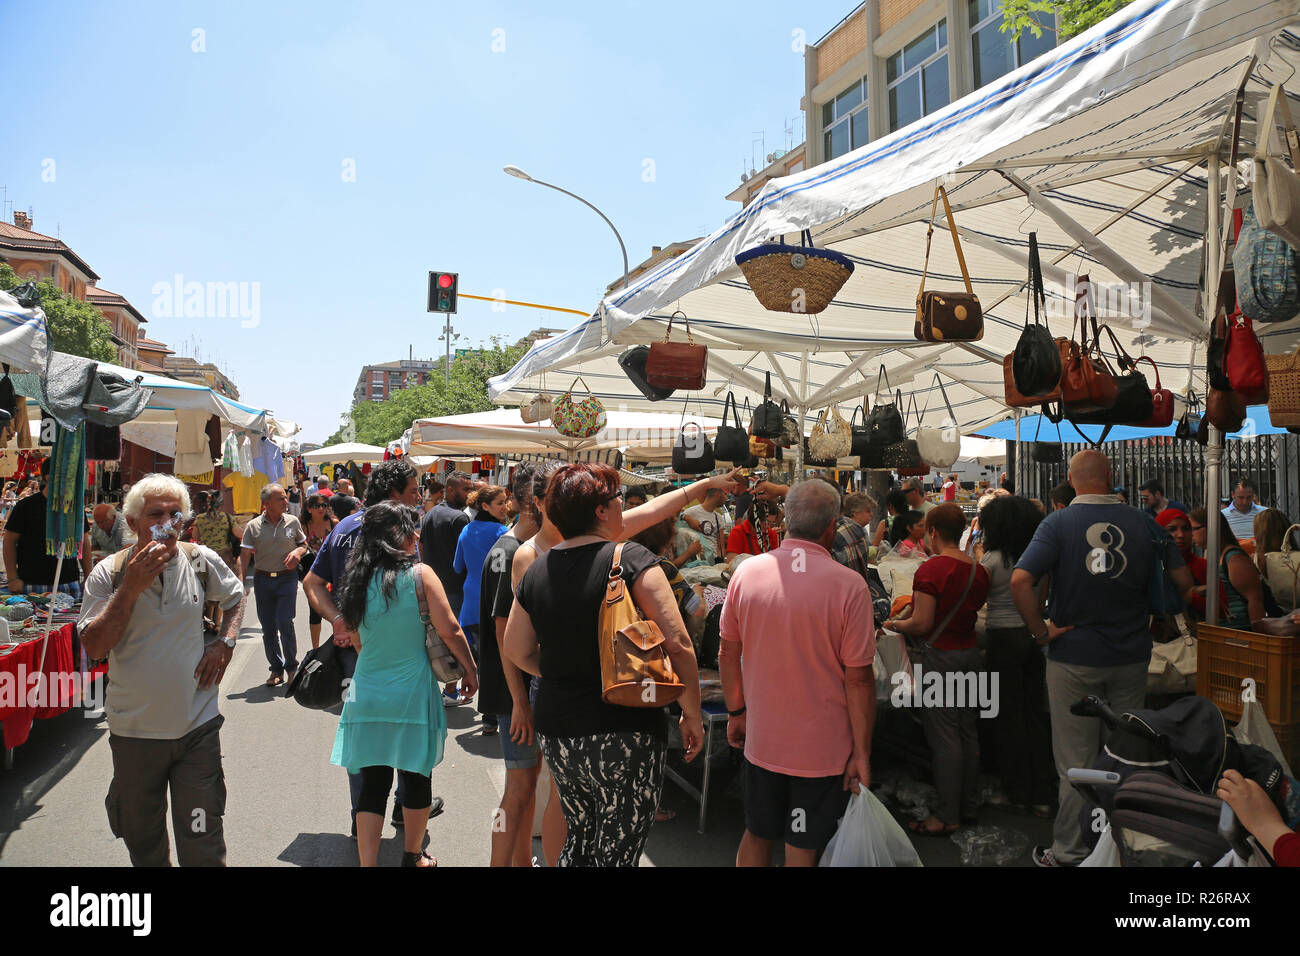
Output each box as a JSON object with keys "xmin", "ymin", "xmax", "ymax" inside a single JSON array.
[
  {"xmin": 488, "ymin": 0, "xmax": 1300, "ymax": 624},
  {"xmin": 302, "ymin": 442, "xmax": 386, "ymax": 464},
  {"xmin": 0, "ymin": 289, "xmax": 50, "ymax": 373},
  {"xmin": 409, "ymin": 408, "xmax": 722, "ymax": 464},
  {"xmin": 492, "ymin": 0, "xmax": 1300, "ymax": 434}
]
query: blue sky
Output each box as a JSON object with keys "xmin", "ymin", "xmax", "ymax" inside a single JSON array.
[{"xmin": 0, "ymin": 0, "xmax": 854, "ymax": 442}]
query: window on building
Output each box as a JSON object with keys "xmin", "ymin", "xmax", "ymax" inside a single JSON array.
[
  {"xmin": 821, "ymin": 76, "xmax": 869, "ymax": 162},
  {"xmin": 969, "ymin": 0, "xmax": 1055, "ymax": 89},
  {"xmin": 887, "ymin": 20, "xmax": 949, "ymax": 133}
]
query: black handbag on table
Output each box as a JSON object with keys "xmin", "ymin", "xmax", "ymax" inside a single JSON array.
[{"xmin": 713, "ymin": 392, "xmax": 751, "ymax": 462}]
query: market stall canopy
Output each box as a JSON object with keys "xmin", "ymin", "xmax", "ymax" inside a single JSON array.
[
  {"xmin": 958, "ymin": 436, "xmax": 1007, "ymax": 466},
  {"xmin": 302, "ymin": 442, "xmax": 386, "ymax": 464},
  {"xmin": 409, "ymin": 408, "xmax": 722, "ymax": 464},
  {"xmin": 491, "ymin": 0, "xmax": 1300, "ymax": 434},
  {"xmin": 0, "ymin": 289, "xmax": 50, "ymax": 373}
]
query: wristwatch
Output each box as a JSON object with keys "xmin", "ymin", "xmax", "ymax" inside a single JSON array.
[
  {"xmin": 219, "ymin": 636, "xmax": 236, "ymax": 649},
  {"xmin": 728, "ymin": 705, "xmax": 746, "ymax": 717}
]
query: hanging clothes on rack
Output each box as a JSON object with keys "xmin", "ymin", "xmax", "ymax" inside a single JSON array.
[
  {"xmin": 238, "ymin": 434, "xmax": 254, "ymax": 477},
  {"xmin": 252, "ymin": 435, "xmax": 285, "ymax": 483},
  {"xmin": 221, "ymin": 431, "xmax": 240, "ymax": 471},
  {"xmin": 173, "ymin": 410, "xmax": 213, "ymax": 475}
]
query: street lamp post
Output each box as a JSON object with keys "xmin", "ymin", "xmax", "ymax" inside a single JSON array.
[{"xmin": 503, "ymin": 165, "xmax": 630, "ymax": 293}]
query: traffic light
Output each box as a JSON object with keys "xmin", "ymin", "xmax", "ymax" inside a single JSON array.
[{"xmin": 428, "ymin": 271, "xmax": 458, "ymax": 314}]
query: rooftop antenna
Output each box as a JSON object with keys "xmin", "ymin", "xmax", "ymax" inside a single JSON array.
[{"xmin": 751, "ymin": 131, "xmax": 765, "ymax": 174}]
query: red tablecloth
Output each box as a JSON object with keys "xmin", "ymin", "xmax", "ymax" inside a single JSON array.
[{"xmin": 0, "ymin": 623, "xmax": 107, "ymax": 750}]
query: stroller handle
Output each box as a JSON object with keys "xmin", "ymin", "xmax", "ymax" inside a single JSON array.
[
  {"xmin": 1068, "ymin": 769, "xmax": 1121, "ymax": 787},
  {"xmin": 1071, "ymin": 695, "xmax": 1166, "ymax": 746}
]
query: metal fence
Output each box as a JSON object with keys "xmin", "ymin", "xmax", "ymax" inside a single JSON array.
[{"xmin": 1015, "ymin": 433, "xmax": 1300, "ymax": 518}]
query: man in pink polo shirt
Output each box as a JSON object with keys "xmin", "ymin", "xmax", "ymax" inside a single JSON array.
[{"xmin": 719, "ymin": 478, "xmax": 876, "ymax": 866}]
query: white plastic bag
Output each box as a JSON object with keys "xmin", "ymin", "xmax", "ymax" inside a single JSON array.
[
  {"xmin": 820, "ymin": 785, "xmax": 923, "ymax": 867},
  {"xmin": 1234, "ymin": 700, "xmax": 1294, "ymax": 777},
  {"xmin": 1079, "ymin": 824, "xmax": 1121, "ymax": 867}
]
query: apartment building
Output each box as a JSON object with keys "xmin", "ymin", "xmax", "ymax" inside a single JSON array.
[{"xmin": 354, "ymin": 358, "xmax": 440, "ymax": 403}]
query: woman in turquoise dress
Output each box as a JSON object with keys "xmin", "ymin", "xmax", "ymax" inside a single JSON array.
[{"xmin": 331, "ymin": 501, "xmax": 477, "ymax": 867}]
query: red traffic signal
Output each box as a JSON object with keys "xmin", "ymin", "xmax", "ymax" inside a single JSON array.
[{"xmin": 428, "ymin": 271, "xmax": 458, "ymax": 313}]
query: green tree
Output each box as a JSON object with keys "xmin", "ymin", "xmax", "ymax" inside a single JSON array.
[
  {"xmin": 0, "ymin": 263, "xmax": 117, "ymax": 362},
  {"xmin": 999, "ymin": 0, "xmax": 1135, "ymax": 43},
  {"xmin": 337, "ymin": 338, "xmax": 529, "ymax": 447}
]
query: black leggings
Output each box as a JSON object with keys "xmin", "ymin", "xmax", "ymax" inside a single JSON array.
[{"xmin": 356, "ymin": 766, "xmax": 431, "ymax": 815}]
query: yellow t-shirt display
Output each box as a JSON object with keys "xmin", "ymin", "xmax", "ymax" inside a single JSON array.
[{"xmin": 223, "ymin": 470, "xmax": 269, "ymax": 514}]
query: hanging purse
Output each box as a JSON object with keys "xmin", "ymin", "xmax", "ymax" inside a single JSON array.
[
  {"xmin": 1252, "ymin": 81, "xmax": 1300, "ymax": 250},
  {"xmin": 734, "ymin": 229, "xmax": 855, "ymax": 314},
  {"xmin": 777, "ymin": 399, "xmax": 801, "ymax": 447},
  {"xmin": 1234, "ymin": 199, "xmax": 1300, "ymax": 323},
  {"xmin": 1132, "ymin": 357, "xmax": 1175, "ymax": 428},
  {"xmin": 713, "ymin": 392, "xmax": 751, "ymax": 462},
  {"xmin": 1068, "ymin": 325, "xmax": 1154, "ymax": 426},
  {"xmin": 1175, "ymin": 390, "xmax": 1205, "ymax": 443},
  {"xmin": 552, "ymin": 377, "xmax": 607, "ymax": 438},
  {"xmin": 915, "ymin": 185, "xmax": 984, "ymax": 342},
  {"xmin": 1223, "ymin": 309, "xmax": 1270, "ymax": 405},
  {"xmin": 1059, "ymin": 277, "xmax": 1119, "ymax": 414},
  {"xmin": 915, "ymin": 373, "xmax": 961, "ymax": 469},
  {"xmin": 802, "ymin": 436, "xmax": 838, "ymax": 468},
  {"xmin": 1006, "ymin": 231, "xmax": 1062, "ymax": 403},
  {"xmin": 618, "ymin": 345, "xmax": 675, "ymax": 402},
  {"xmin": 519, "ymin": 391, "xmax": 554, "ymax": 423},
  {"xmin": 646, "ymin": 311, "xmax": 708, "ymax": 390},
  {"xmin": 1031, "ymin": 411, "xmax": 1063, "ymax": 464},
  {"xmin": 883, "ymin": 395, "xmax": 926, "ymax": 474},
  {"xmin": 865, "ymin": 366, "xmax": 906, "ymax": 446},
  {"xmin": 808, "ymin": 406, "xmax": 852, "ymax": 461},
  {"xmin": 751, "ymin": 372, "xmax": 784, "ymax": 438},
  {"xmin": 849, "ymin": 404, "xmax": 872, "ymax": 460},
  {"xmin": 672, "ymin": 421, "xmax": 716, "ymax": 475},
  {"xmin": 1265, "ymin": 345, "xmax": 1300, "ymax": 427}
]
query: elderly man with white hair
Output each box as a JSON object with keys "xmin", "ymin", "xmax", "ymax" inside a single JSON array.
[
  {"xmin": 719, "ymin": 477, "xmax": 876, "ymax": 867},
  {"xmin": 90, "ymin": 502, "xmax": 129, "ymax": 554},
  {"xmin": 79, "ymin": 473, "xmax": 246, "ymax": 867}
]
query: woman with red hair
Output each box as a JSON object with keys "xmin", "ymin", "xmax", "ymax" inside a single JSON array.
[{"xmin": 504, "ymin": 463, "xmax": 705, "ymax": 866}]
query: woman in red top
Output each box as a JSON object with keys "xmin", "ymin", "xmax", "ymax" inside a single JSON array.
[
  {"xmin": 725, "ymin": 501, "xmax": 781, "ymax": 557},
  {"xmin": 883, "ymin": 504, "xmax": 989, "ymax": 836}
]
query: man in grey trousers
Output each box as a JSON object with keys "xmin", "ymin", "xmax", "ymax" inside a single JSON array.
[{"xmin": 80, "ymin": 474, "xmax": 246, "ymax": 867}]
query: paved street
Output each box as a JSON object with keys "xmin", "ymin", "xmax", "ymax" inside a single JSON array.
[{"xmin": 1, "ymin": 586, "xmax": 1052, "ymax": 867}]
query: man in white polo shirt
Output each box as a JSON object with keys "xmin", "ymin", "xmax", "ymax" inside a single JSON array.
[
  {"xmin": 1222, "ymin": 478, "xmax": 1266, "ymax": 541},
  {"xmin": 80, "ymin": 473, "xmax": 245, "ymax": 866}
]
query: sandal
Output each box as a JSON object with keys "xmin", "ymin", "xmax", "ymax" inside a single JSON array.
[
  {"xmin": 401, "ymin": 849, "xmax": 437, "ymax": 868},
  {"xmin": 908, "ymin": 819, "xmax": 959, "ymax": 837},
  {"xmin": 266, "ymin": 674, "xmax": 284, "ymax": 687},
  {"xmin": 654, "ymin": 808, "xmax": 677, "ymax": 823}
]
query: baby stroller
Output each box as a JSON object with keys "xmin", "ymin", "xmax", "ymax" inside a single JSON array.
[{"xmin": 1067, "ymin": 695, "xmax": 1291, "ymax": 866}]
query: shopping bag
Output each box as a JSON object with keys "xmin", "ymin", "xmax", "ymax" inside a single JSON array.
[
  {"xmin": 1079, "ymin": 824, "xmax": 1121, "ymax": 867},
  {"xmin": 1235, "ymin": 700, "xmax": 1295, "ymax": 778},
  {"xmin": 820, "ymin": 784, "xmax": 922, "ymax": 867}
]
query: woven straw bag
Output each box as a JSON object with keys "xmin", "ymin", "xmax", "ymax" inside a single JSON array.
[
  {"xmin": 1266, "ymin": 346, "xmax": 1300, "ymax": 427},
  {"xmin": 808, "ymin": 407, "xmax": 852, "ymax": 461},
  {"xmin": 735, "ymin": 230, "xmax": 854, "ymax": 314}
]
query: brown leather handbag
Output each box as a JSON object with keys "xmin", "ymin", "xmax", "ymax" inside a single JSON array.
[
  {"xmin": 598, "ymin": 542, "xmax": 685, "ymax": 708},
  {"xmin": 915, "ymin": 185, "xmax": 984, "ymax": 342},
  {"xmin": 1059, "ymin": 277, "xmax": 1118, "ymax": 414},
  {"xmin": 646, "ymin": 311, "xmax": 708, "ymax": 391}
]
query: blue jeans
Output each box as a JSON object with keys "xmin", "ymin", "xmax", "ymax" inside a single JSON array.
[{"xmin": 253, "ymin": 573, "xmax": 298, "ymax": 676}]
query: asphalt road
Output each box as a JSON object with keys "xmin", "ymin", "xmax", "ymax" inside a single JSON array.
[{"xmin": 0, "ymin": 587, "xmax": 1052, "ymax": 867}]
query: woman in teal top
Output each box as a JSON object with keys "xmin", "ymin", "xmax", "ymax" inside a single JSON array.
[
  {"xmin": 1213, "ymin": 511, "xmax": 1267, "ymax": 629},
  {"xmin": 452, "ymin": 485, "xmax": 510, "ymax": 641},
  {"xmin": 332, "ymin": 501, "xmax": 477, "ymax": 868}
]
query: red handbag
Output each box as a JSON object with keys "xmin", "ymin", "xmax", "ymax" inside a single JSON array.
[
  {"xmin": 1133, "ymin": 356, "xmax": 1174, "ymax": 428},
  {"xmin": 1223, "ymin": 310, "xmax": 1269, "ymax": 405}
]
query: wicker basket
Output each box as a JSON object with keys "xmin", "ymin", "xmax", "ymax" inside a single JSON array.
[
  {"xmin": 1266, "ymin": 347, "xmax": 1300, "ymax": 427},
  {"xmin": 735, "ymin": 229, "xmax": 854, "ymax": 315}
]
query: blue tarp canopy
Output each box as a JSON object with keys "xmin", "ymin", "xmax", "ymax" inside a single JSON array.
[{"xmin": 978, "ymin": 405, "xmax": 1286, "ymax": 442}]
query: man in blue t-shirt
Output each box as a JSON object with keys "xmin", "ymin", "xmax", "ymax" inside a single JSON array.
[
  {"xmin": 301, "ymin": 459, "xmax": 443, "ymax": 837},
  {"xmin": 1010, "ymin": 450, "xmax": 1196, "ymax": 868}
]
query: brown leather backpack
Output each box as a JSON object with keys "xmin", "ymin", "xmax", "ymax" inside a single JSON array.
[{"xmin": 598, "ymin": 542, "xmax": 686, "ymax": 708}]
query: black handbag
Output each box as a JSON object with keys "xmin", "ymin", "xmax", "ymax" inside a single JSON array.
[
  {"xmin": 713, "ymin": 392, "xmax": 751, "ymax": 462},
  {"xmin": 865, "ymin": 367, "xmax": 905, "ymax": 450},
  {"xmin": 286, "ymin": 638, "xmax": 354, "ymax": 709},
  {"xmin": 882, "ymin": 395, "xmax": 924, "ymax": 471},
  {"xmin": 849, "ymin": 405, "xmax": 872, "ymax": 459},
  {"xmin": 1012, "ymin": 232, "xmax": 1063, "ymax": 397},
  {"xmin": 1031, "ymin": 411, "xmax": 1063, "ymax": 464},
  {"xmin": 672, "ymin": 421, "xmax": 715, "ymax": 474},
  {"xmin": 1176, "ymin": 391, "xmax": 1205, "ymax": 444},
  {"xmin": 1067, "ymin": 326, "xmax": 1154, "ymax": 427},
  {"xmin": 618, "ymin": 345, "xmax": 675, "ymax": 402},
  {"xmin": 751, "ymin": 372, "xmax": 784, "ymax": 438}
]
